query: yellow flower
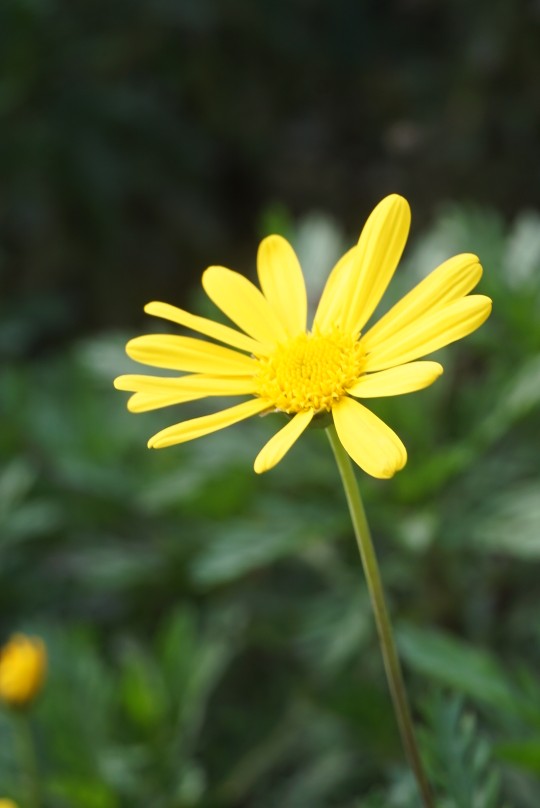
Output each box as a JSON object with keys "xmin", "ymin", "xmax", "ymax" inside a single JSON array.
[
  {"xmin": 0, "ymin": 635, "xmax": 47, "ymax": 709},
  {"xmin": 115, "ymin": 195, "xmax": 491, "ymax": 478},
  {"xmin": 0, "ymin": 800, "xmax": 18, "ymax": 808}
]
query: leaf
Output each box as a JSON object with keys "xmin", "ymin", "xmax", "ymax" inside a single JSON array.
[
  {"xmin": 158, "ymin": 607, "xmax": 239, "ymax": 743},
  {"xmin": 477, "ymin": 355, "xmax": 540, "ymax": 447},
  {"xmin": 495, "ymin": 739, "xmax": 540, "ymax": 774},
  {"xmin": 471, "ymin": 483, "xmax": 540, "ymax": 557},
  {"xmin": 190, "ymin": 509, "xmax": 336, "ymax": 587},
  {"xmin": 119, "ymin": 642, "xmax": 169, "ymax": 731},
  {"xmin": 0, "ymin": 458, "xmax": 36, "ymax": 515},
  {"xmin": 420, "ymin": 692, "xmax": 503, "ymax": 808},
  {"xmin": 503, "ymin": 211, "xmax": 540, "ymax": 291},
  {"xmin": 397, "ymin": 625, "xmax": 516, "ymax": 713}
]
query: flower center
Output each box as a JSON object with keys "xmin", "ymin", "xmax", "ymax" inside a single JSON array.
[{"xmin": 256, "ymin": 328, "xmax": 364, "ymax": 413}]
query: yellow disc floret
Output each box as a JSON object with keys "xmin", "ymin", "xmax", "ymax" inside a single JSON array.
[{"xmin": 256, "ymin": 328, "xmax": 364, "ymax": 413}]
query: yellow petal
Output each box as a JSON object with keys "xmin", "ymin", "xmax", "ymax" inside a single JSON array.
[
  {"xmin": 126, "ymin": 334, "xmax": 257, "ymax": 374},
  {"xmin": 347, "ymin": 361, "xmax": 443, "ymax": 398},
  {"xmin": 364, "ymin": 295, "xmax": 492, "ymax": 372},
  {"xmin": 361, "ymin": 254, "xmax": 482, "ymax": 351},
  {"xmin": 202, "ymin": 266, "xmax": 288, "ymax": 345},
  {"xmin": 257, "ymin": 235, "xmax": 307, "ymax": 336},
  {"xmin": 332, "ymin": 397, "xmax": 407, "ymax": 478},
  {"xmin": 148, "ymin": 398, "xmax": 269, "ymax": 448},
  {"xmin": 254, "ymin": 410, "xmax": 314, "ymax": 473},
  {"xmin": 114, "ymin": 374, "xmax": 256, "ymax": 412},
  {"xmin": 144, "ymin": 301, "xmax": 268, "ymax": 356},
  {"xmin": 334, "ymin": 195, "xmax": 411, "ymax": 335},
  {"xmin": 312, "ymin": 247, "xmax": 358, "ymax": 332}
]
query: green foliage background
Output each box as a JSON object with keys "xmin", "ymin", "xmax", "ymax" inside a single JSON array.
[
  {"xmin": 3, "ymin": 206, "xmax": 540, "ymax": 805},
  {"xmin": 2, "ymin": 1, "xmax": 540, "ymax": 806},
  {"xmin": 2, "ymin": 0, "xmax": 540, "ymax": 333}
]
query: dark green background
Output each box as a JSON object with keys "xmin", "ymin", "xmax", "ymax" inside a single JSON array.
[{"xmin": 2, "ymin": 0, "xmax": 539, "ymax": 341}]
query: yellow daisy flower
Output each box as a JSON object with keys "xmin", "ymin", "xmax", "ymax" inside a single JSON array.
[
  {"xmin": 0, "ymin": 634, "xmax": 47, "ymax": 709},
  {"xmin": 115, "ymin": 195, "xmax": 491, "ymax": 479}
]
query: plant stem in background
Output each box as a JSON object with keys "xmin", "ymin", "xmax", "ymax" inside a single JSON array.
[
  {"xmin": 326, "ymin": 424, "xmax": 434, "ymax": 808},
  {"xmin": 14, "ymin": 713, "xmax": 41, "ymax": 808}
]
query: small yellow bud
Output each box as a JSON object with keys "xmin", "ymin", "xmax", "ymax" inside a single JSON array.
[
  {"xmin": 0, "ymin": 799, "xmax": 19, "ymax": 808},
  {"xmin": 0, "ymin": 634, "xmax": 47, "ymax": 709}
]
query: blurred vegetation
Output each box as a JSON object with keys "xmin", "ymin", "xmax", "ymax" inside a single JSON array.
[
  {"xmin": 2, "ymin": 206, "xmax": 540, "ymax": 805},
  {"xmin": 2, "ymin": 0, "xmax": 540, "ymax": 803}
]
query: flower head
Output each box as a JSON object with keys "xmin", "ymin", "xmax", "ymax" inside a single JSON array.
[
  {"xmin": 0, "ymin": 634, "xmax": 47, "ymax": 709},
  {"xmin": 0, "ymin": 800, "xmax": 18, "ymax": 808},
  {"xmin": 115, "ymin": 195, "xmax": 491, "ymax": 478}
]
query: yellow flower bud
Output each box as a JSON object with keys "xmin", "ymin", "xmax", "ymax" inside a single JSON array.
[
  {"xmin": 0, "ymin": 800, "xmax": 19, "ymax": 808},
  {"xmin": 0, "ymin": 634, "xmax": 47, "ymax": 709}
]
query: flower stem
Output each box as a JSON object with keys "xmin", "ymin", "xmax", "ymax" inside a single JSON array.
[
  {"xmin": 13, "ymin": 712, "xmax": 41, "ymax": 808},
  {"xmin": 326, "ymin": 425, "xmax": 434, "ymax": 808}
]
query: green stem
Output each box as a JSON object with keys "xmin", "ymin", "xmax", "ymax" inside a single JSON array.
[
  {"xmin": 326, "ymin": 425, "xmax": 434, "ymax": 808},
  {"xmin": 13, "ymin": 712, "xmax": 41, "ymax": 808}
]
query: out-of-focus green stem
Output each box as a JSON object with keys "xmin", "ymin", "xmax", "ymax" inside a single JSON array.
[
  {"xmin": 13, "ymin": 712, "xmax": 41, "ymax": 808},
  {"xmin": 326, "ymin": 425, "xmax": 434, "ymax": 808}
]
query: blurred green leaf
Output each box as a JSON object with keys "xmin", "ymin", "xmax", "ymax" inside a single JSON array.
[
  {"xmin": 420, "ymin": 693, "xmax": 503, "ymax": 808},
  {"xmin": 471, "ymin": 484, "xmax": 540, "ymax": 558},
  {"xmin": 496, "ymin": 740, "xmax": 540, "ymax": 775},
  {"xmin": 398, "ymin": 626, "xmax": 515, "ymax": 712},
  {"xmin": 119, "ymin": 642, "xmax": 169, "ymax": 731}
]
